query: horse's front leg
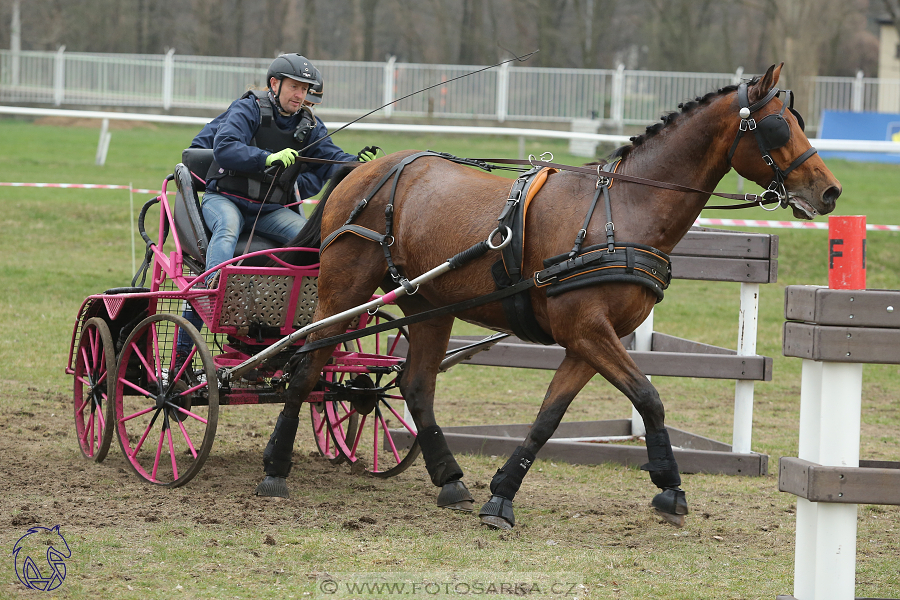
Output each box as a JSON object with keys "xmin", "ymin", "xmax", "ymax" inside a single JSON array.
[
  {"xmin": 579, "ymin": 336, "xmax": 689, "ymax": 527},
  {"xmin": 479, "ymin": 355, "xmax": 595, "ymax": 529},
  {"xmin": 400, "ymin": 316, "xmax": 476, "ymax": 511}
]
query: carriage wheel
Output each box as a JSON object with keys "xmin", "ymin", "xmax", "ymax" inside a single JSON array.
[
  {"xmin": 114, "ymin": 313, "xmax": 218, "ymax": 487},
  {"xmin": 310, "ymin": 399, "xmax": 357, "ymax": 464},
  {"xmin": 325, "ymin": 310, "xmax": 420, "ymax": 478},
  {"xmin": 73, "ymin": 317, "xmax": 116, "ymax": 461}
]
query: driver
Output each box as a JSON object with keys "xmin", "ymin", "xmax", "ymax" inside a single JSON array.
[
  {"xmin": 191, "ymin": 53, "xmax": 367, "ymax": 288},
  {"xmin": 174, "ymin": 54, "xmax": 374, "ymax": 371}
]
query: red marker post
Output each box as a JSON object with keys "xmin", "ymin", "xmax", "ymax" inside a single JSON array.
[{"xmin": 828, "ymin": 215, "xmax": 866, "ymax": 290}]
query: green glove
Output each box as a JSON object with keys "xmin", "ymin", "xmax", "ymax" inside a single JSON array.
[
  {"xmin": 357, "ymin": 145, "xmax": 380, "ymax": 162},
  {"xmin": 266, "ymin": 148, "xmax": 299, "ymax": 168}
]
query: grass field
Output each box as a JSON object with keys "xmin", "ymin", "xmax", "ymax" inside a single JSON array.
[{"xmin": 0, "ymin": 116, "xmax": 898, "ymax": 599}]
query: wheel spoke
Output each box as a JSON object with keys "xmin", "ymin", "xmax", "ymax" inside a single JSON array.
[
  {"xmin": 119, "ymin": 375, "xmax": 157, "ymax": 398},
  {"xmin": 90, "ymin": 326, "xmax": 100, "ymax": 369},
  {"xmin": 120, "ymin": 404, "xmax": 156, "ymax": 423},
  {"xmin": 381, "ymin": 398, "xmax": 417, "ymax": 435},
  {"xmin": 169, "ymin": 347, "xmax": 198, "ymax": 391},
  {"xmin": 130, "ymin": 409, "xmax": 161, "ymax": 458},
  {"xmin": 129, "ymin": 340, "xmax": 159, "ymax": 384},
  {"xmin": 378, "ymin": 408, "xmax": 402, "ymax": 465},
  {"xmin": 176, "ymin": 415, "xmax": 199, "ymax": 459},
  {"xmin": 350, "ymin": 413, "xmax": 367, "ymax": 457},
  {"xmin": 150, "ymin": 323, "xmax": 163, "ymax": 386},
  {"xmin": 151, "ymin": 425, "xmax": 166, "ymax": 482},
  {"xmin": 168, "ymin": 403, "xmax": 208, "ymax": 425},
  {"xmin": 167, "ymin": 426, "xmax": 179, "ymax": 480}
]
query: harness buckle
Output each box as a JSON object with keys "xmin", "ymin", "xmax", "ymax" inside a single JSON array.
[
  {"xmin": 596, "ymin": 176, "xmax": 610, "ymax": 188},
  {"xmin": 762, "ymin": 154, "xmax": 775, "ymax": 167},
  {"xmin": 534, "ymin": 269, "xmax": 555, "ymax": 286},
  {"xmin": 739, "ymin": 118, "xmax": 757, "ymax": 132}
]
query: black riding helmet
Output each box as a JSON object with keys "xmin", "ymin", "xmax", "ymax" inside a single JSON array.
[
  {"xmin": 306, "ymin": 71, "xmax": 324, "ymax": 105},
  {"xmin": 266, "ymin": 54, "xmax": 319, "ymax": 115}
]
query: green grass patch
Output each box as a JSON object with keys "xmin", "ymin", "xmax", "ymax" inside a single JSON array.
[{"xmin": 1, "ymin": 117, "xmax": 899, "ymax": 599}]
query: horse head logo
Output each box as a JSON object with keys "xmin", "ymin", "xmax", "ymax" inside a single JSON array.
[{"xmin": 12, "ymin": 525, "xmax": 71, "ymax": 591}]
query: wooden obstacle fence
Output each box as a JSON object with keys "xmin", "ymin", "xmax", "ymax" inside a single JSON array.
[
  {"xmin": 777, "ymin": 285, "xmax": 900, "ymax": 600},
  {"xmin": 393, "ymin": 226, "xmax": 777, "ymax": 476}
]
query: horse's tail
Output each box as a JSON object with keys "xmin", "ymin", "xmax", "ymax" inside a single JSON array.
[{"xmin": 278, "ymin": 164, "xmax": 358, "ymax": 265}]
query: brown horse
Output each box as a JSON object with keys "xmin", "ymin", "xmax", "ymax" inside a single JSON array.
[{"xmin": 258, "ymin": 64, "xmax": 840, "ymax": 529}]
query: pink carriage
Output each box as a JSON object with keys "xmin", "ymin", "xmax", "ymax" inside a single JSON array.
[{"xmin": 65, "ymin": 163, "xmax": 420, "ymax": 486}]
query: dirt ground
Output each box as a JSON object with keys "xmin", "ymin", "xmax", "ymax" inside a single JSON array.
[{"xmin": 2, "ymin": 381, "xmax": 897, "ymax": 599}]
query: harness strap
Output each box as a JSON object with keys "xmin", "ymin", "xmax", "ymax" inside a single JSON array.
[
  {"xmin": 297, "ymin": 277, "xmax": 538, "ymax": 355},
  {"xmin": 321, "ymin": 224, "xmax": 385, "ymax": 253}
]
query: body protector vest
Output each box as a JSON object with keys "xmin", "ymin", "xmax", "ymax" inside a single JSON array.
[{"xmin": 206, "ymin": 90, "xmax": 316, "ymax": 204}]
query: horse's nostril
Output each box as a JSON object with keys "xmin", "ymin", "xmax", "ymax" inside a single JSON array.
[{"xmin": 824, "ymin": 185, "xmax": 841, "ymax": 207}]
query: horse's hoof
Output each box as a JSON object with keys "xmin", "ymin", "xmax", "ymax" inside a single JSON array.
[
  {"xmin": 654, "ymin": 508, "xmax": 686, "ymax": 528},
  {"xmin": 651, "ymin": 488, "xmax": 688, "ymax": 528},
  {"xmin": 255, "ymin": 475, "xmax": 290, "ymax": 498},
  {"xmin": 480, "ymin": 515, "xmax": 513, "ymax": 530},
  {"xmin": 479, "ymin": 495, "xmax": 515, "ymax": 529},
  {"xmin": 437, "ymin": 480, "xmax": 474, "ymax": 512}
]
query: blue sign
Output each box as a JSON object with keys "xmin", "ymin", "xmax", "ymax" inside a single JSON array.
[
  {"xmin": 819, "ymin": 110, "xmax": 900, "ymax": 163},
  {"xmin": 12, "ymin": 525, "xmax": 70, "ymax": 591}
]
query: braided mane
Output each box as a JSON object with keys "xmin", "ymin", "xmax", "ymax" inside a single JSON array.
[{"xmin": 610, "ymin": 77, "xmax": 761, "ymax": 160}]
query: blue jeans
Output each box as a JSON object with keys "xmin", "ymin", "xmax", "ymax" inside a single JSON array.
[
  {"xmin": 176, "ymin": 191, "xmax": 308, "ymax": 354},
  {"xmin": 201, "ymin": 191, "xmax": 308, "ymax": 281}
]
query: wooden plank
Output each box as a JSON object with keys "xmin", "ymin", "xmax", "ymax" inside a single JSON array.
[
  {"xmin": 651, "ymin": 332, "xmax": 735, "ymax": 355},
  {"xmin": 783, "ymin": 322, "xmax": 900, "ymax": 364},
  {"xmin": 785, "ymin": 285, "xmax": 900, "ymax": 328},
  {"xmin": 437, "ymin": 421, "xmax": 732, "ymax": 452},
  {"xmin": 779, "ymin": 457, "xmax": 900, "ymax": 505},
  {"xmin": 670, "ymin": 255, "xmax": 775, "ymax": 283},
  {"xmin": 439, "ymin": 420, "xmax": 633, "ymax": 440},
  {"xmin": 392, "ymin": 431, "xmax": 767, "ymax": 476},
  {"xmin": 672, "ymin": 228, "xmax": 778, "ymax": 260},
  {"xmin": 429, "ymin": 337, "xmax": 773, "ymax": 380}
]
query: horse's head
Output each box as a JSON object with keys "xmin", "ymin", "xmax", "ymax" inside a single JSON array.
[{"xmin": 727, "ymin": 63, "xmax": 841, "ymax": 219}]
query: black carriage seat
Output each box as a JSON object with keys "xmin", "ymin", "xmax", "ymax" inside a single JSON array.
[{"xmin": 172, "ymin": 155, "xmax": 281, "ymax": 272}]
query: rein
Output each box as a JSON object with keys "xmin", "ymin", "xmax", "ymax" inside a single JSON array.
[{"xmin": 469, "ymin": 157, "xmax": 781, "ymax": 210}]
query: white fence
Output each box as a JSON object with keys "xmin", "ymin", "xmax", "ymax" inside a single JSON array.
[{"xmin": 3, "ymin": 49, "xmax": 899, "ymax": 132}]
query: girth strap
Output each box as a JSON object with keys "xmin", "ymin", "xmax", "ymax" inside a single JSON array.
[{"xmin": 494, "ymin": 166, "xmax": 558, "ymax": 345}]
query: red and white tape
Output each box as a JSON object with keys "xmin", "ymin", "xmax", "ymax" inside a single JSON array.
[
  {"xmin": 2, "ymin": 182, "xmax": 898, "ymax": 230},
  {"xmin": 696, "ymin": 218, "xmax": 900, "ymax": 232},
  {"xmin": 0, "ymin": 181, "xmax": 318, "ymax": 202}
]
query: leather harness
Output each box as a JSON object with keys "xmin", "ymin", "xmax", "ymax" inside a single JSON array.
[{"xmin": 314, "ymin": 151, "xmax": 672, "ymax": 348}]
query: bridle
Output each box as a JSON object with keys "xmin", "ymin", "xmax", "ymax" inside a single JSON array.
[{"xmin": 726, "ymin": 82, "xmax": 818, "ymax": 210}]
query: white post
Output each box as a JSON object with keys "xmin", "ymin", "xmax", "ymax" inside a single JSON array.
[
  {"xmin": 631, "ymin": 308, "xmax": 653, "ymax": 437},
  {"xmin": 11, "ymin": 0, "xmax": 21, "ymax": 87},
  {"xmin": 851, "ymin": 70, "xmax": 864, "ymax": 113},
  {"xmin": 732, "ymin": 66, "xmax": 744, "ymax": 86},
  {"xmin": 162, "ymin": 48, "xmax": 175, "ymax": 110},
  {"xmin": 383, "ymin": 55, "xmax": 396, "ymax": 118},
  {"xmin": 812, "ymin": 361, "xmax": 862, "ymax": 600},
  {"xmin": 53, "ymin": 45, "xmax": 66, "ymax": 106},
  {"xmin": 732, "ymin": 282, "xmax": 759, "ymax": 453},
  {"xmin": 129, "ymin": 182, "xmax": 136, "ymax": 276},
  {"xmin": 793, "ymin": 359, "xmax": 823, "ymax": 600},
  {"xmin": 611, "ymin": 63, "xmax": 625, "ymax": 134},
  {"xmin": 496, "ymin": 61, "xmax": 509, "ymax": 123},
  {"xmin": 95, "ymin": 118, "xmax": 111, "ymax": 166}
]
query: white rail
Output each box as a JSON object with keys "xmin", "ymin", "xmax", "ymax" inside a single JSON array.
[{"xmin": 2, "ymin": 105, "xmax": 900, "ymax": 155}]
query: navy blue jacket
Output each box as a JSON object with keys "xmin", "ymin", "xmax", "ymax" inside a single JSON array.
[{"xmin": 192, "ymin": 94, "xmax": 357, "ymax": 209}]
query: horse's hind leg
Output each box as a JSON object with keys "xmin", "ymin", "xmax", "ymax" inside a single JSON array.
[{"xmin": 256, "ymin": 242, "xmax": 388, "ymax": 498}]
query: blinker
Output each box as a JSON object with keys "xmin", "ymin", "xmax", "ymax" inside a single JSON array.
[{"xmin": 757, "ymin": 113, "xmax": 791, "ymax": 150}]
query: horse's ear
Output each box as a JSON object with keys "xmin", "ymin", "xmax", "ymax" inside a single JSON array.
[{"xmin": 749, "ymin": 63, "xmax": 783, "ymax": 104}]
